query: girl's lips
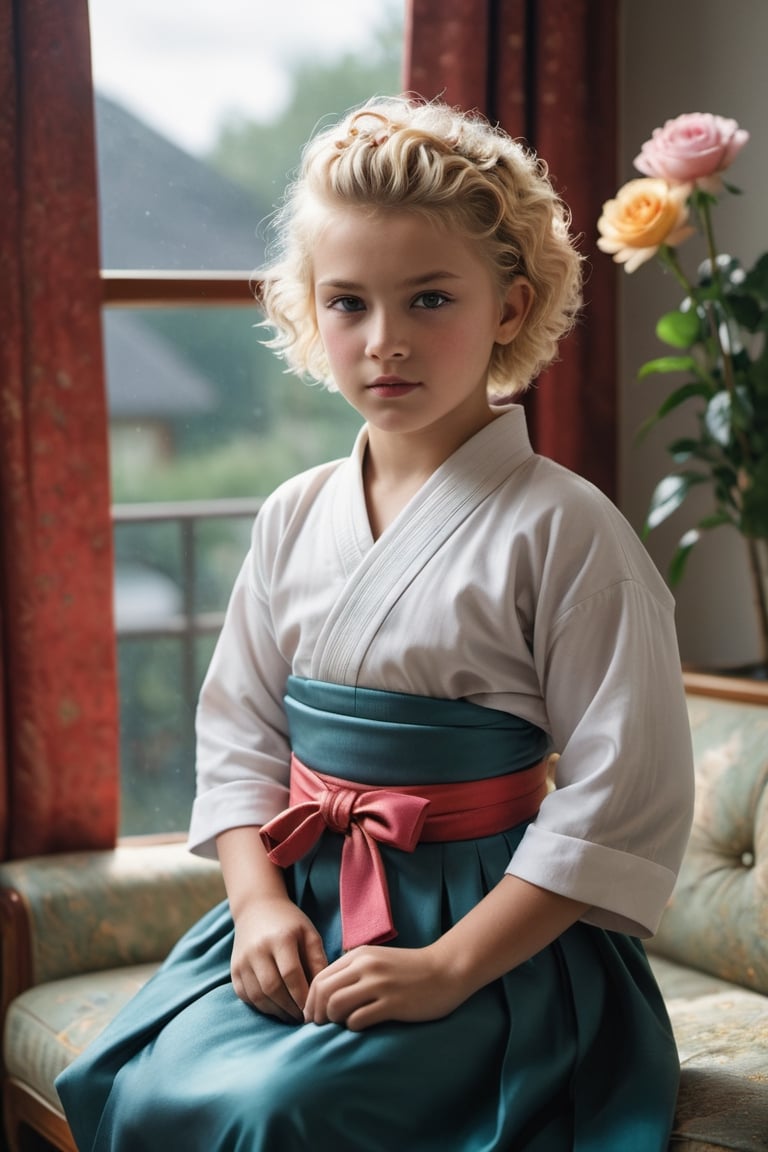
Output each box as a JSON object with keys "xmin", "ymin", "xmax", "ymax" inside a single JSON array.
[{"xmin": 366, "ymin": 377, "xmax": 421, "ymax": 397}]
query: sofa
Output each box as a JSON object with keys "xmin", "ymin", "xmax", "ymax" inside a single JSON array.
[
  {"xmin": 645, "ymin": 672, "xmax": 768, "ymax": 1150},
  {"xmin": 0, "ymin": 842, "xmax": 226, "ymax": 1152},
  {"xmin": 1, "ymin": 672, "xmax": 766, "ymax": 1152}
]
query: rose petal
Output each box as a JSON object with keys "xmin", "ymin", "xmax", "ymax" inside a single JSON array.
[
  {"xmin": 633, "ymin": 112, "xmax": 749, "ymax": 184},
  {"xmin": 621, "ymin": 246, "xmax": 659, "ymax": 273}
]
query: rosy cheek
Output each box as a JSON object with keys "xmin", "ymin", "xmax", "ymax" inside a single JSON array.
[{"xmin": 318, "ymin": 323, "xmax": 355, "ymax": 365}]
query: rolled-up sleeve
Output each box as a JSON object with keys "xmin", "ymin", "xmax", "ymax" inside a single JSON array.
[{"xmin": 506, "ymin": 576, "xmax": 695, "ymax": 937}]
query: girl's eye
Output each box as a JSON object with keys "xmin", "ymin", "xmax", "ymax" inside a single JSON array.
[
  {"xmin": 328, "ymin": 296, "xmax": 365, "ymax": 313},
  {"xmin": 413, "ymin": 291, "xmax": 450, "ymax": 310}
]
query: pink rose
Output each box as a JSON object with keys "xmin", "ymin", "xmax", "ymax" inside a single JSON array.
[
  {"xmin": 634, "ymin": 113, "xmax": 749, "ymax": 191},
  {"xmin": 597, "ymin": 178, "xmax": 695, "ymax": 273}
]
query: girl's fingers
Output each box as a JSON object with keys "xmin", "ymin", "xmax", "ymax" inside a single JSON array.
[
  {"xmin": 232, "ymin": 923, "xmax": 329, "ymax": 1022},
  {"xmin": 304, "ymin": 946, "xmax": 460, "ymax": 1028},
  {"xmin": 272, "ymin": 927, "xmax": 328, "ymax": 1012},
  {"xmin": 304, "ymin": 955, "xmax": 369, "ymax": 1024},
  {"xmin": 339, "ymin": 1001, "xmax": 386, "ymax": 1032},
  {"xmin": 237, "ymin": 955, "xmax": 303, "ymax": 1021},
  {"xmin": 301, "ymin": 930, "xmax": 329, "ymax": 982},
  {"xmin": 322, "ymin": 984, "xmax": 377, "ymax": 1028}
]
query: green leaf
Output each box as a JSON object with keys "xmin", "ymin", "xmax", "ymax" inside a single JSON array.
[
  {"xmin": 655, "ymin": 310, "xmax": 701, "ymax": 349},
  {"xmin": 698, "ymin": 512, "xmax": 735, "ymax": 531},
  {"xmin": 668, "ymin": 530, "xmax": 700, "ymax": 585},
  {"xmin": 667, "ymin": 513, "xmax": 736, "ymax": 585},
  {"xmin": 644, "ymin": 472, "xmax": 708, "ymax": 534},
  {"xmin": 705, "ymin": 392, "xmax": 733, "ymax": 446},
  {"xmin": 637, "ymin": 355, "xmax": 699, "ymax": 380},
  {"xmin": 712, "ymin": 464, "xmax": 740, "ymax": 488},
  {"xmin": 655, "ymin": 381, "xmax": 713, "ymax": 413},
  {"xmin": 691, "ymin": 188, "xmax": 719, "ymax": 212},
  {"xmin": 726, "ymin": 292, "xmax": 764, "ymax": 331},
  {"xmin": 703, "ymin": 387, "xmax": 753, "ymax": 447},
  {"xmin": 743, "ymin": 253, "xmax": 768, "ymax": 300},
  {"xmin": 635, "ymin": 381, "xmax": 713, "ymax": 442},
  {"xmin": 733, "ymin": 385, "xmax": 755, "ymax": 430},
  {"xmin": 666, "ymin": 437, "xmax": 712, "ymax": 463}
]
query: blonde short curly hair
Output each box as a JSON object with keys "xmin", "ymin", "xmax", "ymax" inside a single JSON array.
[{"xmin": 259, "ymin": 97, "xmax": 583, "ymax": 399}]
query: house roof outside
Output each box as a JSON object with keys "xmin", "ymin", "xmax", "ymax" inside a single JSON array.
[
  {"xmin": 95, "ymin": 93, "xmax": 265, "ymax": 271},
  {"xmin": 95, "ymin": 92, "xmax": 267, "ymax": 424},
  {"xmin": 104, "ymin": 310, "xmax": 215, "ymax": 418}
]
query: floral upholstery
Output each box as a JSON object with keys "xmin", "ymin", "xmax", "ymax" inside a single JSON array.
[
  {"xmin": 0, "ymin": 842, "xmax": 225, "ymax": 1150},
  {"xmin": 5, "ymin": 965, "xmax": 157, "ymax": 1110},
  {"xmin": 650, "ymin": 955, "xmax": 768, "ymax": 1151},
  {"xmin": 0, "ymin": 842, "xmax": 226, "ymax": 985}
]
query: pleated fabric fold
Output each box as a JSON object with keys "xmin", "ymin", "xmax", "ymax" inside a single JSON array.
[{"xmin": 57, "ymin": 679, "xmax": 678, "ymax": 1151}]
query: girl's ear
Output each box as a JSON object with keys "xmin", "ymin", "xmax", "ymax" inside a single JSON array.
[{"xmin": 496, "ymin": 278, "xmax": 534, "ymax": 345}]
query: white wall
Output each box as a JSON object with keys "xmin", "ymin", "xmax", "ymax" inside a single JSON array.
[{"xmin": 618, "ymin": 0, "xmax": 768, "ymax": 669}]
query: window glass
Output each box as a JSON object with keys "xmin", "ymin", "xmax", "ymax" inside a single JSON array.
[
  {"xmin": 88, "ymin": 1, "xmax": 404, "ymax": 834},
  {"xmin": 89, "ymin": 0, "xmax": 404, "ymax": 268},
  {"xmin": 105, "ymin": 306, "xmax": 362, "ymax": 504}
]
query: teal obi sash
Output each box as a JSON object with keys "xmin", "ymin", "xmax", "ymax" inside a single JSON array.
[{"xmin": 284, "ymin": 675, "xmax": 550, "ymax": 785}]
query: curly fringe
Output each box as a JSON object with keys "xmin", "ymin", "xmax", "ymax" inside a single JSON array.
[{"xmin": 259, "ymin": 97, "xmax": 583, "ymax": 399}]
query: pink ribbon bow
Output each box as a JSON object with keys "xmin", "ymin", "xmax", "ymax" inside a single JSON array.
[{"xmin": 260, "ymin": 755, "xmax": 431, "ymax": 950}]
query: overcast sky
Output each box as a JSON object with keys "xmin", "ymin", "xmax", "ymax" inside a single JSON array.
[{"xmin": 88, "ymin": 0, "xmax": 402, "ymax": 155}]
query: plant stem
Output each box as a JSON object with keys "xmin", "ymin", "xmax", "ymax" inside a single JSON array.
[
  {"xmin": 658, "ymin": 246, "xmax": 696, "ymax": 296},
  {"xmin": 696, "ymin": 191, "xmax": 757, "ymax": 491},
  {"xmin": 745, "ymin": 537, "xmax": 768, "ymax": 668},
  {"xmin": 697, "ymin": 193, "xmax": 723, "ymax": 292},
  {"xmin": 696, "ymin": 192, "xmax": 737, "ymax": 396}
]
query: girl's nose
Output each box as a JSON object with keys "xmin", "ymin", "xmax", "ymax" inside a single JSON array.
[{"xmin": 365, "ymin": 311, "xmax": 408, "ymax": 360}]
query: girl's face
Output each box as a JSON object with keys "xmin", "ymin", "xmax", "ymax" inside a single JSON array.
[{"xmin": 312, "ymin": 207, "xmax": 530, "ymax": 453}]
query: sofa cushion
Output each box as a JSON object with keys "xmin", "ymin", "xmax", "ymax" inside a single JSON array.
[
  {"xmin": 651, "ymin": 692, "xmax": 768, "ymax": 997},
  {"xmin": 3, "ymin": 964, "xmax": 158, "ymax": 1110},
  {"xmin": 651, "ymin": 955, "xmax": 768, "ymax": 1152}
]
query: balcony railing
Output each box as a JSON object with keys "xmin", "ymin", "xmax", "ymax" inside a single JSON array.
[{"xmin": 113, "ymin": 496, "xmax": 264, "ymax": 716}]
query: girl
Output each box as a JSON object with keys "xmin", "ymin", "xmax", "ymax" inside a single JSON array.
[{"xmin": 57, "ymin": 97, "xmax": 694, "ymax": 1151}]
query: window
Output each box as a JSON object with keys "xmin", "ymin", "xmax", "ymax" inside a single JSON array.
[{"xmin": 88, "ymin": 0, "xmax": 404, "ymax": 833}]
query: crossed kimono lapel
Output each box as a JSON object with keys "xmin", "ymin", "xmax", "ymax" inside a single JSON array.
[{"xmin": 309, "ymin": 410, "xmax": 533, "ymax": 685}]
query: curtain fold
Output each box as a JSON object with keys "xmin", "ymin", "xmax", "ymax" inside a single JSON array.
[
  {"xmin": 0, "ymin": 0, "xmax": 118, "ymax": 858},
  {"xmin": 405, "ymin": 0, "xmax": 619, "ymax": 499}
]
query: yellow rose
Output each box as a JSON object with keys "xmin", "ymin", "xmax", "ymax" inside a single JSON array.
[{"xmin": 597, "ymin": 178, "xmax": 695, "ymax": 272}]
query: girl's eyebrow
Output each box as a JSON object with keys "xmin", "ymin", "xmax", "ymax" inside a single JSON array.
[
  {"xmin": 404, "ymin": 271, "xmax": 462, "ymax": 287},
  {"xmin": 317, "ymin": 271, "xmax": 462, "ymax": 290},
  {"xmin": 316, "ymin": 279, "xmax": 365, "ymax": 291}
]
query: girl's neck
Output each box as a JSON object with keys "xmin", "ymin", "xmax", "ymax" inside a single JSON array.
[
  {"xmin": 362, "ymin": 410, "xmax": 499, "ymax": 539},
  {"xmin": 362, "ymin": 451, "xmax": 428, "ymax": 541}
]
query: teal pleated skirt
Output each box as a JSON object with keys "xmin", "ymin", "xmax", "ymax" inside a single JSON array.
[{"xmin": 56, "ymin": 678, "xmax": 679, "ymax": 1151}]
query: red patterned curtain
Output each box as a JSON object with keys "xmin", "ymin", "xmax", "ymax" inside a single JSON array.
[
  {"xmin": 0, "ymin": 0, "xmax": 118, "ymax": 858},
  {"xmin": 405, "ymin": 0, "xmax": 619, "ymax": 498}
]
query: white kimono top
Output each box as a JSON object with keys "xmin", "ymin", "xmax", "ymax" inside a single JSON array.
[{"xmin": 189, "ymin": 406, "xmax": 695, "ymax": 938}]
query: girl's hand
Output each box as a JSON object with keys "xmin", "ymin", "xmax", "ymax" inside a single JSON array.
[
  {"xmin": 231, "ymin": 897, "xmax": 328, "ymax": 1023},
  {"xmin": 303, "ymin": 944, "xmax": 465, "ymax": 1031},
  {"xmin": 303, "ymin": 877, "xmax": 591, "ymax": 1032}
]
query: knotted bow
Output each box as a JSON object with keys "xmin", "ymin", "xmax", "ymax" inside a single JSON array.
[{"xmin": 260, "ymin": 755, "xmax": 430, "ymax": 950}]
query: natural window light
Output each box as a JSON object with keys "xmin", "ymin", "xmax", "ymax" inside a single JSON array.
[{"xmin": 88, "ymin": 0, "xmax": 404, "ymax": 833}]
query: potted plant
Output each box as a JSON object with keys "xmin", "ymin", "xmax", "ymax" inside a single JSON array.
[{"xmin": 597, "ymin": 113, "xmax": 768, "ymax": 673}]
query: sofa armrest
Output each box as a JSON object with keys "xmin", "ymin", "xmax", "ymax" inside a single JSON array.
[{"xmin": 0, "ymin": 842, "xmax": 225, "ymax": 1000}]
